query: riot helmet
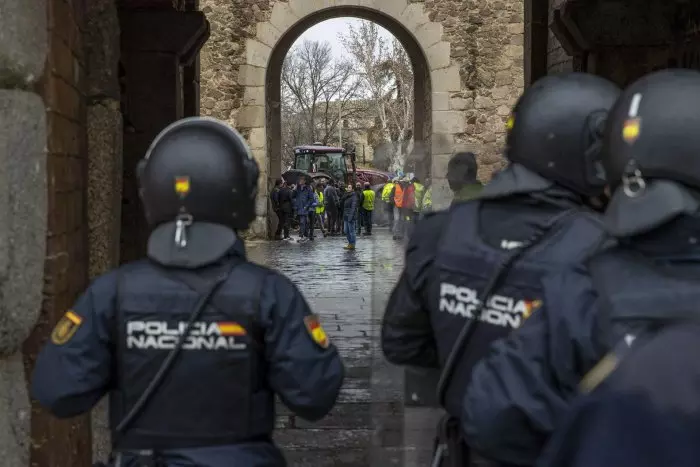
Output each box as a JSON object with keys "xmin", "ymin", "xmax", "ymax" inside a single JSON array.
[
  {"xmin": 137, "ymin": 117, "xmax": 260, "ymax": 267},
  {"xmin": 505, "ymin": 73, "xmax": 621, "ymax": 197},
  {"xmin": 601, "ymin": 69, "xmax": 700, "ymax": 237}
]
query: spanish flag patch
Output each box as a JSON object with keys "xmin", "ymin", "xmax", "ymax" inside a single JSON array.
[
  {"xmin": 50, "ymin": 310, "xmax": 83, "ymax": 345},
  {"xmin": 217, "ymin": 322, "xmax": 247, "ymax": 336},
  {"xmin": 174, "ymin": 176, "xmax": 190, "ymax": 197},
  {"xmin": 303, "ymin": 314, "xmax": 329, "ymax": 349}
]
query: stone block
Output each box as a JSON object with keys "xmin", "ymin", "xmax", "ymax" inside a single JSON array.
[
  {"xmin": 377, "ymin": 0, "xmax": 409, "ymax": 18},
  {"xmin": 85, "ymin": 0, "xmax": 121, "ymax": 98},
  {"xmin": 431, "ymin": 66, "xmax": 461, "ymax": 92},
  {"xmin": 450, "ymin": 96, "xmax": 473, "ymax": 110},
  {"xmin": 86, "ymin": 100, "xmax": 123, "ymax": 279},
  {"xmin": 288, "ymin": 0, "xmax": 317, "ymax": 17},
  {"xmin": 255, "ymin": 194, "xmax": 268, "ymax": 216},
  {"xmin": 431, "ymin": 132, "xmax": 454, "ymax": 155},
  {"xmin": 414, "ymin": 22, "xmax": 443, "ymax": 49},
  {"xmin": 245, "ymin": 39, "xmax": 271, "ymax": 68},
  {"xmin": 0, "ymin": 354, "xmax": 31, "ymax": 467},
  {"xmin": 269, "ymin": 1, "xmax": 300, "ymax": 32},
  {"xmin": 243, "ymin": 86, "xmax": 265, "ymax": 107},
  {"xmin": 399, "ymin": 3, "xmax": 430, "ymax": 32},
  {"xmin": 249, "ymin": 128, "xmax": 267, "ymax": 151},
  {"xmin": 431, "ymin": 92, "xmax": 449, "ymax": 111},
  {"xmin": 237, "ymin": 105, "xmax": 265, "ymax": 128},
  {"xmin": 0, "ymin": 0, "xmax": 47, "ymax": 86},
  {"xmin": 0, "ymin": 90, "xmax": 47, "ymax": 357},
  {"xmin": 426, "ymin": 41, "xmax": 451, "ymax": 71},
  {"xmin": 238, "ymin": 65, "xmax": 265, "ymax": 87},
  {"xmin": 432, "ymin": 111, "xmax": 466, "ymax": 134},
  {"xmin": 256, "ymin": 22, "xmax": 282, "ymax": 49}
]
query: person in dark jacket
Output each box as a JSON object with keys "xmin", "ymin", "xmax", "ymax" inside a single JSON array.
[
  {"xmin": 355, "ymin": 182, "xmax": 364, "ymax": 235},
  {"xmin": 271, "ymin": 179, "xmax": 283, "ymax": 240},
  {"xmin": 342, "ymin": 183, "xmax": 358, "ymax": 250},
  {"xmin": 381, "ymin": 73, "xmax": 621, "ymax": 467},
  {"xmin": 294, "ymin": 176, "xmax": 315, "ymax": 242},
  {"xmin": 277, "ymin": 180, "xmax": 293, "ymax": 239},
  {"xmin": 507, "ymin": 69, "xmax": 700, "ymax": 467},
  {"xmin": 30, "ymin": 117, "xmax": 344, "ymax": 467},
  {"xmin": 324, "ymin": 181, "xmax": 340, "ymax": 235},
  {"xmin": 448, "ymin": 153, "xmax": 483, "ymax": 203}
]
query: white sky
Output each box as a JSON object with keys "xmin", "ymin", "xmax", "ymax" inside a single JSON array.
[{"xmin": 290, "ymin": 17, "xmax": 394, "ymax": 58}]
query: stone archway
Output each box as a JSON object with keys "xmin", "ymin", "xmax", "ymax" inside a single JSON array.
[{"xmin": 201, "ymin": 0, "xmax": 526, "ymax": 237}]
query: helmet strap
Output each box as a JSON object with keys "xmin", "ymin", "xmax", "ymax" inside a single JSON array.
[{"xmin": 174, "ymin": 213, "xmax": 193, "ymax": 248}]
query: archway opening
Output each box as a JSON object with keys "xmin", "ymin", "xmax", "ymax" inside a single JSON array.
[{"xmin": 266, "ymin": 7, "xmax": 433, "ymax": 191}]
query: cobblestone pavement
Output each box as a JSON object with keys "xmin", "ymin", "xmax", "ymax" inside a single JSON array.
[{"xmin": 247, "ymin": 227, "xmax": 443, "ymax": 466}]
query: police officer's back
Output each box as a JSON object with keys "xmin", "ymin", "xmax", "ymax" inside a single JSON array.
[
  {"xmin": 381, "ymin": 73, "xmax": 620, "ymax": 466},
  {"xmin": 31, "ymin": 117, "xmax": 344, "ymax": 467},
  {"xmin": 533, "ymin": 69, "xmax": 700, "ymax": 467}
]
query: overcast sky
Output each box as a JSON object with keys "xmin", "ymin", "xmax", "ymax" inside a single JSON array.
[{"xmin": 291, "ymin": 17, "xmax": 394, "ymax": 58}]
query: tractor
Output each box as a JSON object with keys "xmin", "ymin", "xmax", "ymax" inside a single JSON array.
[{"xmin": 281, "ymin": 143, "xmax": 391, "ymax": 188}]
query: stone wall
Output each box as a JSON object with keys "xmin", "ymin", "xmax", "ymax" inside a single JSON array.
[
  {"xmin": 200, "ymin": 0, "xmax": 524, "ymax": 224},
  {"xmin": 0, "ymin": 0, "xmax": 48, "ymax": 465}
]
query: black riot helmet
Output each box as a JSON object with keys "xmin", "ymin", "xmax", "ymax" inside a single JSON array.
[
  {"xmin": 505, "ymin": 73, "xmax": 621, "ymax": 197},
  {"xmin": 600, "ymin": 69, "xmax": 700, "ymax": 237},
  {"xmin": 603, "ymin": 69, "xmax": 700, "ymax": 191},
  {"xmin": 137, "ymin": 117, "xmax": 259, "ymax": 267}
]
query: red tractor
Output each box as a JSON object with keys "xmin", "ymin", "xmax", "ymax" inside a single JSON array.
[{"xmin": 282, "ymin": 143, "xmax": 390, "ymax": 188}]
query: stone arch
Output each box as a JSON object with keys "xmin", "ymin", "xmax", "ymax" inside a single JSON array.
[{"xmin": 237, "ymin": 0, "xmax": 460, "ymax": 237}]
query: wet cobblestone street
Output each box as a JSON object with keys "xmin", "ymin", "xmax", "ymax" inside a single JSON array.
[{"xmin": 247, "ymin": 227, "xmax": 442, "ymax": 466}]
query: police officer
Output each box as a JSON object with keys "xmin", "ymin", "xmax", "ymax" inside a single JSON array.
[
  {"xmin": 381, "ymin": 73, "xmax": 620, "ymax": 467},
  {"xmin": 499, "ymin": 69, "xmax": 700, "ymax": 467},
  {"xmin": 31, "ymin": 117, "xmax": 345, "ymax": 467}
]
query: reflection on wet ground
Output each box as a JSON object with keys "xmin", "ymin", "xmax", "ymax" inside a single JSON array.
[{"xmin": 248, "ymin": 227, "xmax": 441, "ymax": 466}]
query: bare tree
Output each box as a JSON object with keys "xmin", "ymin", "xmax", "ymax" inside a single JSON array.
[
  {"xmin": 340, "ymin": 21, "xmax": 414, "ymax": 172},
  {"xmin": 281, "ymin": 39, "xmax": 365, "ymax": 159}
]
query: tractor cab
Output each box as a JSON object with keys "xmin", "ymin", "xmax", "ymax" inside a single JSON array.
[{"xmin": 293, "ymin": 144, "xmax": 351, "ymax": 183}]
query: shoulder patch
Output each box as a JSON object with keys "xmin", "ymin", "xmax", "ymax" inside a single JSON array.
[
  {"xmin": 303, "ymin": 314, "xmax": 329, "ymax": 349},
  {"xmin": 51, "ymin": 310, "xmax": 83, "ymax": 345}
]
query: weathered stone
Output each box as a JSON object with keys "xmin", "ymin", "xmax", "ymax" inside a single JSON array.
[
  {"xmin": 237, "ymin": 105, "xmax": 265, "ymax": 127},
  {"xmin": 474, "ymin": 95, "xmax": 495, "ymax": 110},
  {"xmin": 0, "ymin": 90, "xmax": 46, "ymax": 357},
  {"xmin": 449, "ymin": 96, "xmax": 473, "ymax": 110},
  {"xmin": 431, "ymin": 132, "xmax": 454, "ymax": 154},
  {"xmin": 399, "ymin": 3, "xmax": 430, "ymax": 32},
  {"xmin": 431, "ymin": 92, "xmax": 449, "ymax": 111},
  {"xmin": 0, "ymin": 0, "xmax": 47, "ymax": 86},
  {"xmin": 431, "ymin": 66, "xmax": 461, "ymax": 92},
  {"xmin": 269, "ymin": 1, "xmax": 299, "ymax": 32},
  {"xmin": 238, "ymin": 65, "xmax": 265, "ymax": 86},
  {"xmin": 243, "ymin": 86, "xmax": 265, "ymax": 106},
  {"xmin": 0, "ymin": 354, "xmax": 31, "ymax": 466},
  {"xmin": 85, "ymin": 0, "xmax": 121, "ymax": 98},
  {"xmin": 433, "ymin": 111, "xmax": 466, "ymax": 134},
  {"xmin": 249, "ymin": 129, "xmax": 266, "ymax": 150},
  {"xmin": 414, "ymin": 22, "xmax": 443, "ymax": 49},
  {"xmin": 426, "ymin": 41, "xmax": 451, "ymax": 70},
  {"xmin": 256, "ymin": 22, "xmax": 282, "ymax": 49},
  {"xmin": 245, "ymin": 39, "xmax": 271, "ymax": 68}
]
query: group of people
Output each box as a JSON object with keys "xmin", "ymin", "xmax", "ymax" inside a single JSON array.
[
  {"xmin": 380, "ymin": 174, "xmax": 430, "ymax": 240},
  {"xmin": 384, "ymin": 68, "xmax": 700, "ymax": 467},
  {"xmin": 25, "ymin": 68, "xmax": 700, "ymax": 467},
  {"xmin": 270, "ymin": 176, "xmax": 378, "ymax": 250}
]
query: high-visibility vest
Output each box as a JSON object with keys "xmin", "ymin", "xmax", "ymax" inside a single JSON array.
[
  {"xmin": 381, "ymin": 183, "xmax": 394, "ymax": 202},
  {"xmin": 315, "ymin": 192, "xmax": 324, "ymax": 214},
  {"xmin": 423, "ymin": 188, "xmax": 432, "ymax": 210},
  {"xmin": 362, "ymin": 189, "xmax": 375, "ymax": 210},
  {"xmin": 394, "ymin": 184, "xmax": 404, "ymax": 208},
  {"xmin": 413, "ymin": 182, "xmax": 425, "ymax": 212}
]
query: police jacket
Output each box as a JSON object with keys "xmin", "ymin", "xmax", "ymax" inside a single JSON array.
[
  {"xmin": 382, "ymin": 189, "xmax": 608, "ymax": 422},
  {"xmin": 31, "ymin": 240, "xmax": 344, "ymax": 467},
  {"xmin": 510, "ymin": 222, "xmax": 700, "ymax": 467}
]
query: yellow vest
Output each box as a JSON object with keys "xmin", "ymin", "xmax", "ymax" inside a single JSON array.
[
  {"xmin": 362, "ymin": 189, "xmax": 375, "ymax": 210},
  {"xmin": 423, "ymin": 188, "xmax": 432, "ymax": 210},
  {"xmin": 413, "ymin": 182, "xmax": 425, "ymax": 212},
  {"xmin": 315, "ymin": 192, "xmax": 324, "ymax": 214},
  {"xmin": 381, "ymin": 183, "xmax": 394, "ymax": 202}
]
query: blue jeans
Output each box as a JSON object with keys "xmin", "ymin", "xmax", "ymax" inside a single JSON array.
[{"xmin": 344, "ymin": 218, "xmax": 357, "ymax": 246}]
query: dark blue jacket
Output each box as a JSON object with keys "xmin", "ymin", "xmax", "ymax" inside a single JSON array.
[
  {"xmin": 537, "ymin": 322, "xmax": 700, "ymax": 467},
  {"xmin": 294, "ymin": 185, "xmax": 314, "ymax": 215},
  {"xmin": 31, "ymin": 241, "xmax": 344, "ymax": 467},
  {"xmin": 342, "ymin": 191, "xmax": 358, "ymax": 220},
  {"xmin": 463, "ymin": 265, "xmax": 608, "ymax": 465}
]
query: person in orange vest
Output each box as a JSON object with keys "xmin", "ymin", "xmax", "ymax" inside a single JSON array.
[{"xmin": 392, "ymin": 176, "xmax": 411, "ymax": 240}]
